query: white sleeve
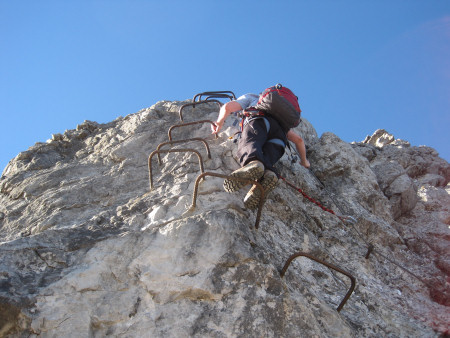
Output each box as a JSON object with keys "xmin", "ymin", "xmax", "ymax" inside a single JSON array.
[{"xmin": 234, "ymin": 93, "xmax": 259, "ymax": 110}]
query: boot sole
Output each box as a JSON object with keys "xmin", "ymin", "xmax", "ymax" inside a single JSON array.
[
  {"xmin": 223, "ymin": 164, "xmax": 264, "ymax": 193},
  {"xmin": 244, "ymin": 175, "xmax": 278, "ymax": 210}
]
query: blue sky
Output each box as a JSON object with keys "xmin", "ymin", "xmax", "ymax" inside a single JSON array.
[{"xmin": 1, "ymin": 0, "xmax": 449, "ymax": 173}]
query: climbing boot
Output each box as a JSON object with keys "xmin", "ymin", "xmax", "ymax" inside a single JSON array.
[
  {"xmin": 223, "ymin": 160, "xmax": 265, "ymax": 193},
  {"xmin": 244, "ymin": 170, "xmax": 278, "ymax": 210}
]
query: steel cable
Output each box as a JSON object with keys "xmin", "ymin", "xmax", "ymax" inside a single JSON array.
[{"xmin": 279, "ymin": 172, "xmax": 447, "ymax": 299}]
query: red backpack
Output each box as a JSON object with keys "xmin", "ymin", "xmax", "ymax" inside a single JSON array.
[{"xmin": 254, "ymin": 84, "xmax": 301, "ymax": 131}]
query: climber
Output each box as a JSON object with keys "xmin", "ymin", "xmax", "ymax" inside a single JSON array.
[{"xmin": 211, "ymin": 90, "xmax": 310, "ymax": 210}]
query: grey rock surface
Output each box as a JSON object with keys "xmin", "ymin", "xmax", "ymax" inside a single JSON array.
[{"xmin": 0, "ymin": 103, "xmax": 449, "ymax": 336}]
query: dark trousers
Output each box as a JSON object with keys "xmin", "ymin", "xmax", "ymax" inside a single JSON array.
[{"xmin": 236, "ymin": 116, "xmax": 286, "ymax": 175}]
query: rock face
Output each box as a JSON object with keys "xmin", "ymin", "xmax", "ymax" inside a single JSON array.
[{"xmin": 0, "ymin": 102, "xmax": 449, "ymax": 336}]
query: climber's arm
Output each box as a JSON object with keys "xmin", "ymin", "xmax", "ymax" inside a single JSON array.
[
  {"xmin": 211, "ymin": 101, "xmax": 243, "ymax": 134},
  {"xmin": 287, "ymin": 130, "xmax": 310, "ymax": 168}
]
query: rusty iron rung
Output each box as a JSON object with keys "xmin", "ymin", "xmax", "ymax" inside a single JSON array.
[
  {"xmin": 280, "ymin": 251, "xmax": 356, "ymax": 312},
  {"xmin": 193, "ymin": 91, "xmax": 236, "ymax": 102},
  {"xmin": 168, "ymin": 120, "xmax": 217, "ymax": 141},
  {"xmin": 156, "ymin": 138, "xmax": 211, "ymax": 165},
  {"xmin": 179, "ymin": 100, "xmax": 222, "ymax": 121},
  {"xmin": 204, "ymin": 94, "xmax": 234, "ymax": 101},
  {"xmin": 148, "ymin": 148, "xmax": 204, "ymax": 190},
  {"xmin": 190, "ymin": 172, "xmax": 265, "ymax": 230}
]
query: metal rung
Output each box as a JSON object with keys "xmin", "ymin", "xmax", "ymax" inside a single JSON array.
[
  {"xmin": 156, "ymin": 138, "xmax": 211, "ymax": 165},
  {"xmin": 204, "ymin": 94, "xmax": 234, "ymax": 101},
  {"xmin": 189, "ymin": 172, "xmax": 265, "ymax": 230},
  {"xmin": 179, "ymin": 100, "xmax": 222, "ymax": 121},
  {"xmin": 168, "ymin": 120, "xmax": 217, "ymax": 141},
  {"xmin": 193, "ymin": 91, "xmax": 236, "ymax": 102},
  {"xmin": 148, "ymin": 148, "xmax": 204, "ymax": 190},
  {"xmin": 280, "ymin": 251, "xmax": 356, "ymax": 312}
]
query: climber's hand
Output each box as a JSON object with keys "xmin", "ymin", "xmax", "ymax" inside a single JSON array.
[{"xmin": 211, "ymin": 120, "xmax": 223, "ymax": 134}]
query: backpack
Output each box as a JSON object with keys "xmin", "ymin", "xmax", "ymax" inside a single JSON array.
[{"xmin": 254, "ymin": 84, "xmax": 301, "ymax": 131}]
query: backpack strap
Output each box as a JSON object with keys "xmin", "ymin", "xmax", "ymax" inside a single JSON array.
[{"xmin": 241, "ymin": 115, "xmax": 269, "ymax": 133}]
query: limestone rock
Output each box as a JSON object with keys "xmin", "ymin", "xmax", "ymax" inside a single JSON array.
[
  {"xmin": 0, "ymin": 101, "xmax": 448, "ymax": 336},
  {"xmin": 363, "ymin": 128, "xmax": 410, "ymax": 148},
  {"xmin": 370, "ymin": 160, "xmax": 417, "ymax": 219}
]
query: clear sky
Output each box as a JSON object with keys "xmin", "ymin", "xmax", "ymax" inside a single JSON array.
[{"xmin": 1, "ymin": 0, "xmax": 449, "ymax": 173}]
